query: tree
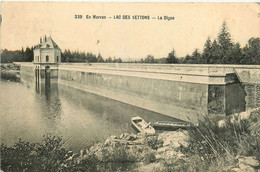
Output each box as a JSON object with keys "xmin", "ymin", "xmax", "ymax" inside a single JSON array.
[
  {"xmin": 105, "ymin": 57, "xmax": 112, "ymax": 63},
  {"xmin": 183, "ymin": 55, "xmax": 192, "ymax": 64},
  {"xmin": 191, "ymin": 49, "xmax": 202, "ymax": 64},
  {"xmin": 24, "ymin": 47, "xmax": 34, "ymax": 62},
  {"xmin": 97, "ymin": 53, "xmax": 104, "ymax": 62},
  {"xmin": 144, "ymin": 55, "xmax": 155, "ymax": 63},
  {"xmin": 86, "ymin": 52, "xmax": 97, "ymax": 62},
  {"xmin": 117, "ymin": 58, "xmax": 123, "ymax": 63},
  {"xmin": 241, "ymin": 38, "xmax": 260, "ymax": 64},
  {"xmin": 218, "ymin": 22, "xmax": 233, "ymax": 49},
  {"xmin": 217, "ymin": 21, "xmax": 234, "ymax": 63},
  {"xmin": 62, "ymin": 49, "xmax": 72, "ymax": 62},
  {"xmin": 1, "ymin": 49, "xmax": 23, "ymax": 63},
  {"xmin": 201, "ymin": 37, "xmax": 212, "ymax": 64},
  {"xmin": 210, "ymin": 39, "xmax": 221, "ymax": 64},
  {"xmin": 21, "ymin": 47, "xmax": 25, "ymax": 61},
  {"xmin": 183, "ymin": 49, "xmax": 201, "ymax": 64},
  {"xmin": 230, "ymin": 43, "xmax": 243, "ymax": 64},
  {"xmin": 166, "ymin": 49, "xmax": 178, "ymax": 63}
]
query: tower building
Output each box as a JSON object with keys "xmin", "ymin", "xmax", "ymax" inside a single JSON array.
[
  {"xmin": 33, "ymin": 36, "xmax": 60, "ymax": 81},
  {"xmin": 33, "ymin": 35, "xmax": 61, "ymax": 64}
]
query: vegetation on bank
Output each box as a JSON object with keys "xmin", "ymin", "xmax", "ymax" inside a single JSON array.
[
  {"xmin": 1, "ymin": 108, "xmax": 260, "ymax": 172},
  {"xmin": 0, "ymin": 133, "xmax": 159, "ymax": 172},
  {"xmin": 0, "ymin": 64, "xmax": 20, "ymax": 81},
  {"xmin": 1, "ymin": 22, "xmax": 260, "ymax": 64},
  {"xmin": 170, "ymin": 109, "xmax": 260, "ymax": 171}
]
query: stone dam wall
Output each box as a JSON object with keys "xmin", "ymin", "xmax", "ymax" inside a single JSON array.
[
  {"xmin": 16, "ymin": 63, "xmax": 260, "ymax": 123},
  {"xmin": 58, "ymin": 68, "xmax": 208, "ymax": 122}
]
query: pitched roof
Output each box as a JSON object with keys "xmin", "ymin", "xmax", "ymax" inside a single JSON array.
[{"xmin": 35, "ymin": 37, "xmax": 60, "ymax": 50}]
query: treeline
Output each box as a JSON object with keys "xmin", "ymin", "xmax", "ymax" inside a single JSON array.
[
  {"xmin": 179, "ymin": 22, "xmax": 260, "ymax": 65},
  {"xmin": 137, "ymin": 49, "xmax": 178, "ymax": 64},
  {"xmin": 0, "ymin": 48, "xmax": 123, "ymax": 63},
  {"xmin": 136, "ymin": 22, "xmax": 260, "ymax": 65},
  {"xmin": 1, "ymin": 47, "xmax": 34, "ymax": 63},
  {"xmin": 61, "ymin": 49, "xmax": 123, "ymax": 63}
]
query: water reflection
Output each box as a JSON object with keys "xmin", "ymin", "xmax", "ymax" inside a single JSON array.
[
  {"xmin": 1, "ymin": 75, "xmax": 179, "ymax": 152},
  {"xmin": 35, "ymin": 79, "xmax": 61, "ymax": 133}
]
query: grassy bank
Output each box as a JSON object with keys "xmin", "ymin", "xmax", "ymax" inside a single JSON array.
[{"xmin": 1, "ymin": 108, "xmax": 260, "ymax": 171}]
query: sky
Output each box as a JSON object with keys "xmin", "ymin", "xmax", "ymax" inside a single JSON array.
[{"xmin": 1, "ymin": 2, "xmax": 260, "ymax": 60}]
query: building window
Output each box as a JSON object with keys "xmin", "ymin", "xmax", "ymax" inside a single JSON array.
[
  {"xmin": 57, "ymin": 56, "xmax": 59, "ymax": 62},
  {"xmin": 46, "ymin": 55, "xmax": 49, "ymax": 62}
]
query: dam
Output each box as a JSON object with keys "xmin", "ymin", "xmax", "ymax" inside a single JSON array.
[{"xmin": 15, "ymin": 62, "xmax": 260, "ymax": 123}]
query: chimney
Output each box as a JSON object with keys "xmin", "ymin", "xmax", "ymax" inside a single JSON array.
[
  {"xmin": 44, "ymin": 35, "xmax": 47, "ymax": 42},
  {"xmin": 40, "ymin": 37, "xmax": 42, "ymax": 44}
]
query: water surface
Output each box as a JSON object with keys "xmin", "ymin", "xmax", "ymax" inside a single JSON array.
[{"xmin": 0, "ymin": 77, "xmax": 178, "ymax": 152}]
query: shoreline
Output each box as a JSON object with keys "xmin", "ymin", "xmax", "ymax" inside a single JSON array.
[
  {"xmin": 1, "ymin": 106, "xmax": 260, "ymax": 171},
  {"xmin": 62, "ymin": 107, "xmax": 260, "ymax": 171}
]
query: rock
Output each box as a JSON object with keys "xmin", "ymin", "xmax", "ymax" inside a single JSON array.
[
  {"xmin": 230, "ymin": 114, "xmax": 239, "ymax": 124},
  {"xmin": 239, "ymin": 111, "xmax": 251, "ymax": 121},
  {"xmin": 66, "ymin": 155, "xmax": 75, "ymax": 161},
  {"xmin": 234, "ymin": 113, "xmax": 240, "ymax": 118},
  {"xmin": 120, "ymin": 133, "xmax": 129, "ymax": 139},
  {"xmin": 125, "ymin": 133, "xmax": 137, "ymax": 141},
  {"xmin": 155, "ymin": 154, "xmax": 163, "ymax": 160},
  {"xmin": 81, "ymin": 154, "xmax": 88, "ymax": 161},
  {"xmin": 104, "ymin": 138, "xmax": 111, "ymax": 145},
  {"xmin": 136, "ymin": 162, "xmax": 164, "ymax": 172},
  {"xmin": 80, "ymin": 149, "xmax": 84, "ymax": 156},
  {"xmin": 109, "ymin": 135, "xmax": 117, "ymax": 140},
  {"xmin": 171, "ymin": 141, "xmax": 181, "ymax": 149},
  {"xmin": 176, "ymin": 151, "xmax": 185, "ymax": 158},
  {"xmin": 218, "ymin": 119, "xmax": 226, "ymax": 128},
  {"xmin": 238, "ymin": 156, "xmax": 260, "ymax": 167},
  {"xmin": 239, "ymin": 163, "xmax": 255, "ymax": 172},
  {"xmin": 104, "ymin": 135, "xmax": 117, "ymax": 145},
  {"xmin": 157, "ymin": 147, "xmax": 169, "ymax": 153},
  {"xmin": 231, "ymin": 168, "xmax": 243, "ymax": 172},
  {"xmin": 119, "ymin": 133, "xmax": 125, "ymax": 139},
  {"xmin": 158, "ymin": 131, "xmax": 189, "ymax": 149},
  {"xmin": 66, "ymin": 151, "xmax": 73, "ymax": 157}
]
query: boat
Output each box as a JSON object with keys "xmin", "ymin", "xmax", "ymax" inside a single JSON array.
[
  {"xmin": 151, "ymin": 121, "xmax": 192, "ymax": 130},
  {"xmin": 131, "ymin": 116, "xmax": 156, "ymax": 134}
]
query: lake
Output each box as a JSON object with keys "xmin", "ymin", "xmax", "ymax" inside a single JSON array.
[{"xmin": 0, "ymin": 74, "xmax": 178, "ymax": 152}]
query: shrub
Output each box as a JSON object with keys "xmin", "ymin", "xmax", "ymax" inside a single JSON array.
[
  {"xmin": 144, "ymin": 135, "xmax": 163, "ymax": 150},
  {"xmin": 182, "ymin": 113, "xmax": 260, "ymax": 170},
  {"xmin": 0, "ymin": 71, "xmax": 20, "ymax": 82},
  {"xmin": 1, "ymin": 139, "xmax": 34, "ymax": 172},
  {"xmin": 0, "ymin": 134, "xmax": 100, "ymax": 172},
  {"xmin": 143, "ymin": 151, "xmax": 156, "ymax": 164}
]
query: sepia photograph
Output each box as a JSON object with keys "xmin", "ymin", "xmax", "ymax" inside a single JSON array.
[{"xmin": 0, "ymin": 1, "xmax": 260, "ymax": 171}]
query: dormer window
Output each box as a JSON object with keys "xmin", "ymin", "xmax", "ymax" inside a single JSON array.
[
  {"xmin": 46, "ymin": 55, "xmax": 49, "ymax": 62},
  {"xmin": 46, "ymin": 44, "xmax": 50, "ymax": 48}
]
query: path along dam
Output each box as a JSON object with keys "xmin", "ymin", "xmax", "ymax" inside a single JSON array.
[{"xmin": 16, "ymin": 63, "xmax": 260, "ymax": 123}]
